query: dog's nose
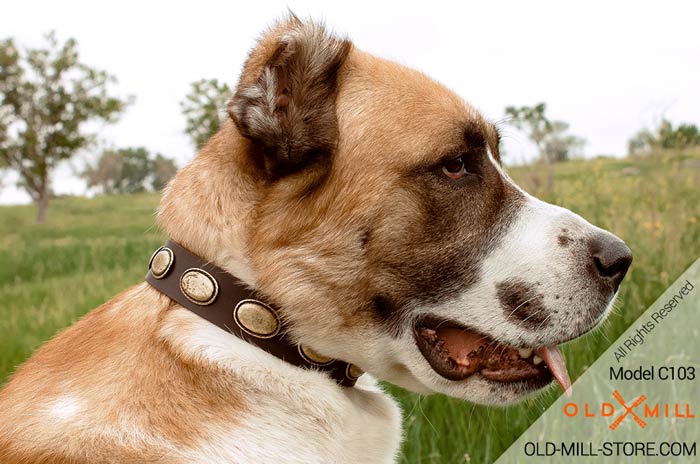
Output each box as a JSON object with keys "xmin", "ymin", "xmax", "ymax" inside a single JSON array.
[{"xmin": 589, "ymin": 233, "xmax": 632, "ymax": 289}]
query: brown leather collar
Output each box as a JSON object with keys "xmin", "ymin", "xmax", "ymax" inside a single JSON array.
[{"xmin": 146, "ymin": 240, "xmax": 362, "ymax": 387}]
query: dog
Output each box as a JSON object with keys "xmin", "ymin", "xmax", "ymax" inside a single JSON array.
[{"xmin": 0, "ymin": 15, "xmax": 631, "ymax": 463}]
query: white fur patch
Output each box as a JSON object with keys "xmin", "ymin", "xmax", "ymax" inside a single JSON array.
[
  {"xmin": 161, "ymin": 309, "xmax": 402, "ymax": 463},
  {"xmin": 47, "ymin": 395, "xmax": 82, "ymax": 421}
]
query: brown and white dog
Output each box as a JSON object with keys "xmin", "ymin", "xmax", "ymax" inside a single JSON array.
[{"xmin": 0, "ymin": 16, "xmax": 631, "ymax": 463}]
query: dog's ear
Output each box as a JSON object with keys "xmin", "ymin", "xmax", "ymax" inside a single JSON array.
[{"xmin": 228, "ymin": 16, "xmax": 352, "ymax": 178}]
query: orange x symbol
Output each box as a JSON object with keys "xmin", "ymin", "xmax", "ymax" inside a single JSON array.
[{"xmin": 609, "ymin": 390, "xmax": 647, "ymax": 430}]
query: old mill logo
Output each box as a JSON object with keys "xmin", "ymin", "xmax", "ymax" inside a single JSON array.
[
  {"xmin": 563, "ymin": 390, "xmax": 695, "ymax": 430},
  {"xmin": 609, "ymin": 390, "xmax": 647, "ymax": 430}
]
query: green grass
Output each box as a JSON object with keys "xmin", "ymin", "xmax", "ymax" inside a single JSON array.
[{"xmin": 1, "ymin": 151, "xmax": 698, "ymax": 463}]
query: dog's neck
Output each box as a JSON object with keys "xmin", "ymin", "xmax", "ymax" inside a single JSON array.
[
  {"xmin": 147, "ymin": 239, "xmax": 361, "ymax": 386},
  {"xmin": 156, "ymin": 121, "xmax": 358, "ymax": 381},
  {"xmin": 158, "ymin": 119, "xmax": 260, "ymax": 288}
]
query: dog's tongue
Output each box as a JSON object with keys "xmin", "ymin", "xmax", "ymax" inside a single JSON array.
[{"xmin": 536, "ymin": 346, "xmax": 572, "ymax": 396}]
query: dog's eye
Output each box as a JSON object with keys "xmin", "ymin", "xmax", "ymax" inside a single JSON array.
[{"xmin": 442, "ymin": 155, "xmax": 468, "ymax": 180}]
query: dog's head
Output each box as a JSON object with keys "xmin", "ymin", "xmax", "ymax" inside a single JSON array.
[{"xmin": 165, "ymin": 17, "xmax": 631, "ymax": 405}]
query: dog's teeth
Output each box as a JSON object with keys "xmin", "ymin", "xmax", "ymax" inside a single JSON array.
[
  {"xmin": 533, "ymin": 355, "xmax": 543, "ymax": 365},
  {"xmin": 517, "ymin": 348, "xmax": 533, "ymax": 359}
]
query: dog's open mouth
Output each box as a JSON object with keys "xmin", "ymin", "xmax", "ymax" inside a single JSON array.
[{"xmin": 414, "ymin": 317, "xmax": 571, "ymax": 394}]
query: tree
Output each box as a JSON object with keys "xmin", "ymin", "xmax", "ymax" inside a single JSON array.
[
  {"xmin": 151, "ymin": 154, "xmax": 178, "ymax": 191},
  {"xmin": 543, "ymin": 121, "xmax": 586, "ymax": 163},
  {"xmin": 628, "ymin": 119, "xmax": 700, "ymax": 156},
  {"xmin": 657, "ymin": 120, "xmax": 700, "ymax": 149},
  {"xmin": 82, "ymin": 150, "xmax": 122, "ymax": 194},
  {"xmin": 627, "ymin": 128, "xmax": 655, "ymax": 156},
  {"xmin": 180, "ymin": 78, "xmax": 232, "ymax": 148},
  {"xmin": 504, "ymin": 103, "xmax": 585, "ymax": 163},
  {"xmin": 0, "ymin": 32, "xmax": 128, "ymax": 223},
  {"xmin": 505, "ymin": 103, "xmax": 551, "ymax": 156},
  {"xmin": 82, "ymin": 147, "xmax": 177, "ymax": 194}
]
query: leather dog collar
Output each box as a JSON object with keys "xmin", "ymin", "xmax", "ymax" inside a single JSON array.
[{"xmin": 146, "ymin": 240, "xmax": 362, "ymax": 387}]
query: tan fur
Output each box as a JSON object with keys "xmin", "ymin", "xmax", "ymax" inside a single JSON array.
[
  {"xmin": 243, "ymin": 47, "xmax": 507, "ymax": 348},
  {"xmin": 0, "ymin": 17, "xmax": 496, "ymax": 461},
  {"xmin": 0, "ymin": 285, "xmax": 247, "ymax": 462},
  {"xmin": 0, "ymin": 14, "xmax": 626, "ymax": 463},
  {"xmin": 0, "ymin": 17, "xmax": 409, "ymax": 462}
]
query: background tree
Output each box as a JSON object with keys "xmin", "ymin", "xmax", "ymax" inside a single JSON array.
[
  {"xmin": 504, "ymin": 103, "xmax": 551, "ymax": 156},
  {"xmin": 627, "ymin": 128, "xmax": 655, "ymax": 156},
  {"xmin": 628, "ymin": 119, "xmax": 700, "ymax": 156},
  {"xmin": 82, "ymin": 150, "xmax": 122, "ymax": 194},
  {"xmin": 543, "ymin": 121, "xmax": 586, "ymax": 163},
  {"xmin": 505, "ymin": 103, "xmax": 585, "ymax": 163},
  {"xmin": 180, "ymin": 78, "xmax": 231, "ymax": 148},
  {"xmin": 656, "ymin": 120, "xmax": 700, "ymax": 149},
  {"xmin": 0, "ymin": 32, "xmax": 128, "ymax": 223},
  {"xmin": 151, "ymin": 154, "xmax": 178, "ymax": 191},
  {"xmin": 82, "ymin": 147, "xmax": 177, "ymax": 194}
]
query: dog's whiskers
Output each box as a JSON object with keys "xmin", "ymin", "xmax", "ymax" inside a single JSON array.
[{"xmin": 505, "ymin": 295, "xmax": 541, "ymax": 321}]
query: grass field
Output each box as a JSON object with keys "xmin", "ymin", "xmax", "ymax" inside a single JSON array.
[{"xmin": 1, "ymin": 150, "xmax": 699, "ymax": 463}]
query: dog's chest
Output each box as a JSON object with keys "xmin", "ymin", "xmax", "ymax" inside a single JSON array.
[{"xmin": 165, "ymin": 313, "xmax": 403, "ymax": 463}]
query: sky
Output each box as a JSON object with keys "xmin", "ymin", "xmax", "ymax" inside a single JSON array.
[{"xmin": 1, "ymin": 0, "xmax": 699, "ymax": 204}]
